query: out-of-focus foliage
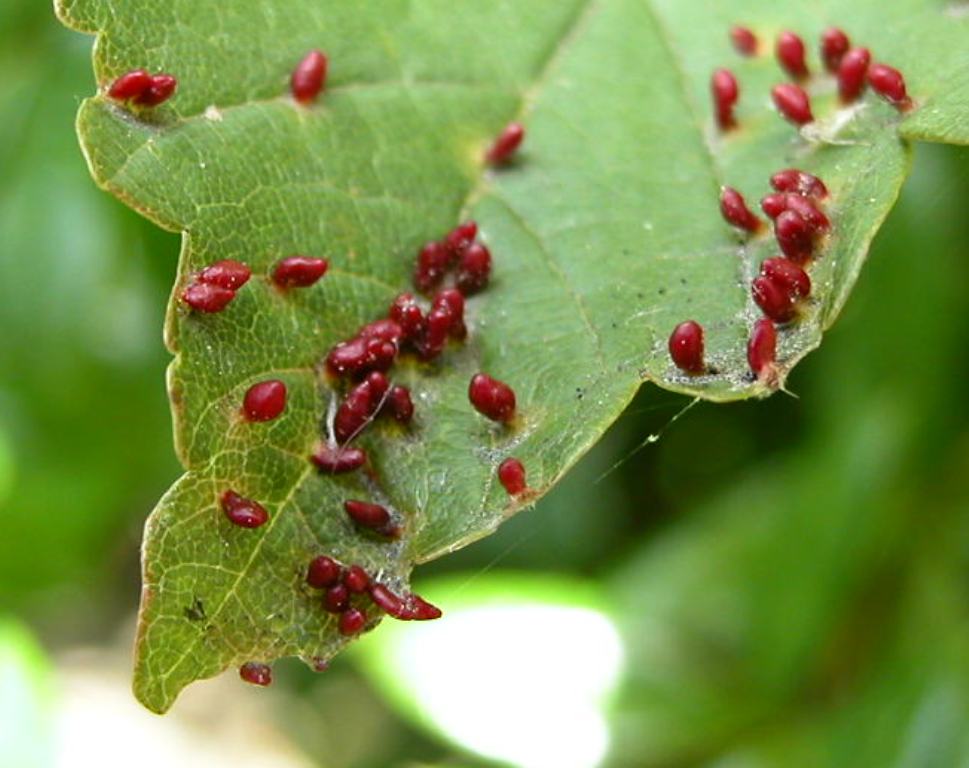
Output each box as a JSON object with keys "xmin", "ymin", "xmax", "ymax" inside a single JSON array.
[
  {"xmin": 0, "ymin": 0, "xmax": 179, "ymax": 617},
  {"xmin": 0, "ymin": 1, "xmax": 967, "ymax": 765}
]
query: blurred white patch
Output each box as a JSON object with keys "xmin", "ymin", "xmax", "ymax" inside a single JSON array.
[
  {"xmin": 386, "ymin": 603, "xmax": 623, "ymax": 768},
  {"xmin": 52, "ymin": 651, "xmax": 313, "ymax": 768}
]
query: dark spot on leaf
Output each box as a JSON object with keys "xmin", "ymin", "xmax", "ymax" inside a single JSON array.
[{"xmin": 184, "ymin": 597, "xmax": 206, "ymax": 622}]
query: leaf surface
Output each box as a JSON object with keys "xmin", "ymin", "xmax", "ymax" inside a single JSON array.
[{"xmin": 56, "ymin": 0, "xmax": 969, "ymax": 712}]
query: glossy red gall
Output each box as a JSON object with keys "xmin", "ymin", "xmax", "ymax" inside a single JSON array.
[
  {"xmin": 220, "ymin": 490, "xmax": 269, "ymax": 529},
  {"xmin": 776, "ymin": 31, "xmax": 808, "ymax": 79},
  {"xmin": 820, "ymin": 28, "xmax": 850, "ymax": 72},
  {"xmin": 772, "ymin": 83, "xmax": 813, "ymax": 125},
  {"xmin": 414, "ymin": 241, "xmax": 449, "ymax": 294},
  {"xmin": 239, "ymin": 662, "xmax": 272, "ymax": 687},
  {"xmin": 868, "ymin": 63, "xmax": 911, "ymax": 109},
  {"xmin": 310, "ymin": 443, "xmax": 367, "ymax": 474},
  {"xmin": 752, "ymin": 275, "xmax": 796, "ymax": 323},
  {"xmin": 769, "ymin": 168, "xmax": 828, "ymax": 199},
  {"xmin": 468, "ymin": 373, "xmax": 516, "ymax": 423},
  {"xmin": 433, "ymin": 288, "xmax": 467, "ymax": 339},
  {"xmin": 774, "ymin": 210, "xmax": 814, "ymax": 262},
  {"xmin": 784, "ymin": 194, "xmax": 830, "ymax": 233},
  {"xmin": 711, "ymin": 69, "xmax": 739, "ymax": 130},
  {"xmin": 306, "ymin": 555, "xmax": 342, "ymax": 589},
  {"xmin": 456, "ymin": 243, "xmax": 492, "ymax": 295},
  {"xmin": 339, "ymin": 607, "xmax": 367, "ymax": 636},
  {"xmin": 403, "ymin": 593, "xmax": 443, "ymax": 621},
  {"xmin": 760, "ymin": 193, "xmax": 788, "ymax": 220},
  {"xmin": 272, "ymin": 256, "xmax": 329, "ymax": 288},
  {"xmin": 323, "ymin": 584, "xmax": 350, "ymax": 613},
  {"xmin": 343, "ymin": 499, "xmax": 398, "ymax": 537},
  {"xmin": 730, "ymin": 26, "xmax": 758, "ymax": 56},
  {"xmin": 369, "ymin": 584, "xmax": 406, "ymax": 618},
  {"xmin": 387, "ymin": 385, "xmax": 414, "ymax": 425},
  {"xmin": 291, "ymin": 50, "xmax": 328, "ymax": 104},
  {"xmin": 486, "ymin": 122, "xmax": 525, "ymax": 165},
  {"xmin": 761, "ymin": 257, "xmax": 811, "ymax": 299},
  {"xmin": 668, "ymin": 320, "xmax": 705, "ymax": 374},
  {"xmin": 747, "ymin": 318, "xmax": 778, "ymax": 379},
  {"xmin": 389, "ymin": 293, "xmax": 425, "ymax": 341},
  {"xmin": 107, "ymin": 70, "xmax": 152, "ymax": 101},
  {"xmin": 344, "ymin": 565, "xmax": 370, "ymax": 594},
  {"xmin": 334, "ymin": 372, "xmax": 389, "ymax": 444},
  {"xmin": 199, "ymin": 259, "xmax": 251, "ymax": 290},
  {"xmin": 181, "ymin": 282, "xmax": 235, "ymax": 313},
  {"xmin": 242, "ymin": 379, "xmax": 287, "ymax": 422},
  {"xmin": 498, "ymin": 458, "xmax": 527, "ymax": 496},
  {"xmin": 838, "ymin": 47, "xmax": 871, "ymax": 103},
  {"xmin": 444, "ymin": 221, "xmax": 478, "ymax": 261},
  {"xmin": 134, "ymin": 74, "xmax": 177, "ymax": 107},
  {"xmin": 720, "ymin": 187, "xmax": 762, "ymax": 232}
]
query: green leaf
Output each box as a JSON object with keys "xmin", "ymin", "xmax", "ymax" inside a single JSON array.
[{"xmin": 56, "ymin": 0, "xmax": 969, "ymax": 712}]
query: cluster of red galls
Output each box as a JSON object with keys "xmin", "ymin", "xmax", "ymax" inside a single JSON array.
[
  {"xmin": 670, "ymin": 166, "xmax": 830, "ymax": 384},
  {"xmin": 714, "ymin": 26, "xmax": 912, "ymax": 132},
  {"xmin": 239, "ymin": 553, "xmax": 442, "ymax": 687},
  {"xmin": 314, "ymin": 218, "xmax": 528, "ymax": 499},
  {"xmin": 105, "ymin": 49, "xmax": 526, "ymax": 168},
  {"xmin": 181, "ymin": 255, "xmax": 328, "ymax": 313}
]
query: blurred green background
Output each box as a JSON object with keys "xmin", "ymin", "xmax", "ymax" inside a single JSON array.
[{"xmin": 1, "ymin": 4, "xmax": 968, "ymax": 767}]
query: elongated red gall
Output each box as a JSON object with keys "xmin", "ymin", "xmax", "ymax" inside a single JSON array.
[
  {"xmin": 339, "ymin": 607, "xmax": 367, "ymax": 636},
  {"xmin": 134, "ymin": 74, "xmax": 177, "ymax": 107},
  {"xmin": 668, "ymin": 321, "xmax": 704, "ymax": 374},
  {"xmin": 199, "ymin": 259, "xmax": 251, "ymax": 290},
  {"xmin": 711, "ymin": 69, "xmax": 739, "ymax": 130},
  {"xmin": 772, "ymin": 83, "xmax": 813, "ymax": 125},
  {"xmin": 403, "ymin": 593, "xmax": 442, "ymax": 621},
  {"xmin": 389, "ymin": 293, "xmax": 425, "ymax": 342},
  {"xmin": 838, "ymin": 47, "xmax": 871, "ymax": 103},
  {"xmin": 444, "ymin": 221, "xmax": 478, "ymax": 262},
  {"xmin": 770, "ymin": 168, "xmax": 828, "ymax": 199},
  {"xmin": 747, "ymin": 318, "xmax": 778, "ymax": 379},
  {"xmin": 242, "ymin": 379, "xmax": 287, "ymax": 422},
  {"xmin": 498, "ymin": 458, "xmax": 527, "ymax": 496},
  {"xmin": 334, "ymin": 372, "xmax": 388, "ymax": 443},
  {"xmin": 433, "ymin": 288, "xmax": 467, "ymax": 339},
  {"xmin": 486, "ymin": 122, "xmax": 525, "ymax": 165},
  {"xmin": 387, "ymin": 385, "xmax": 414, "ymax": 425},
  {"xmin": 344, "ymin": 499, "xmax": 398, "ymax": 537},
  {"xmin": 720, "ymin": 187, "xmax": 762, "ymax": 232},
  {"xmin": 820, "ymin": 28, "xmax": 850, "ymax": 73},
  {"xmin": 370, "ymin": 584, "xmax": 406, "ymax": 618},
  {"xmin": 310, "ymin": 444, "xmax": 367, "ymax": 474},
  {"xmin": 291, "ymin": 50, "xmax": 328, "ymax": 104},
  {"xmin": 752, "ymin": 275, "xmax": 796, "ymax": 323},
  {"xmin": 221, "ymin": 490, "xmax": 269, "ymax": 529},
  {"xmin": 761, "ymin": 257, "xmax": 811, "ymax": 299},
  {"xmin": 776, "ymin": 31, "xmax": 808, "ymax": 79},
  {"xmin": 107, "ymin": 70, "xmax": 152, "ymax": 101},
  {"xmin": 868, "ymin": 63, "xmax": 911, "ymax": 109},
  {"xmin": 414, "ymin": 241, "xmax": 449, "ymax": 294},
  {"xmin": 456, "ymin": 243, "xmax": 492, "ymax": 295},
  {"xmin": 239, "ymin": 662, "xmax": 272, "ymax": 686},
  {"xmin": 273, "ymin": 256, "xmax": 329, "ymax": 288},
  {"xmin": 774, "ymin": 210, "xmax": 814, "ymax": 262},
  {"xmin": 761, "ymin": 193, "xmax": 788, "ymax": 219},
  {"xmin": 323, "ymin": 584, "xmax": 350, "ymax": 613},
  {"xmin": 344, "ymin": 565, "xmax": 370, "ymax": 593},
  {"xmin": 182, "ymin": 282, "xmax": 235, "ymax": 313},
  {"xmin": 730, "ymin": 26, "xmax": 758, "ymax": 56},
  {"xmin": 468, "ymin": 373, "xmax": 516, "ymax": 423},
  {"xmin": 306, "ymin": 555, "xmax": 342, "ymax": 588},
  {"xmin": 784, "ymin": 194, "xmax": 830, "ymax": 233}
]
